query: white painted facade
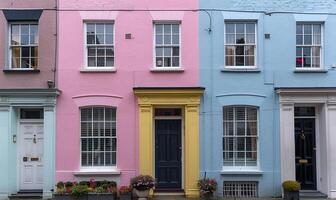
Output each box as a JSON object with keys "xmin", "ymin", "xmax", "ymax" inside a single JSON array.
[{"xmin": 277, "ymin": 88, "xmax": 336, "ymax": 198}]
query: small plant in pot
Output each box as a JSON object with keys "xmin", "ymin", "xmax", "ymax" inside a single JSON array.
[
  {"xmin": 71, "ymin": 184, "xmax": 89, "ymax": 200},
  {"xmin": 198, "ymin": 178, "xmax": 217, "ymax": 200},
  {"xmin": 130, "ymin": 175, "xmax": 155, "ymax": 200},
  {"xmin": 119, "ymin": 186, "xmax": 132, "ymax": 200},
  {"xmin": 54, "ymin": 181, "xmax": 73, "ymax": 200},
  {"xmin": 282, "ymin": 180, "xmax": 301, "ymax": 200}
]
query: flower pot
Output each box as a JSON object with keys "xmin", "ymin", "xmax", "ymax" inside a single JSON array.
[
  {"xmin": 201, "ymin": 192, "xmax": 215, "ymax": 200},
  {"xmin": 133, "ymin": 189, "xmax": 150, "ymax": 200},
  {"xmin": 284, "ymin": 190, "xmax": 299, "ymax": 200},
  {"xmin": 88, "ymin": 193, "xmax": 116, "ymax": 200},
  {"xmin": 119, "ymin": 193, "xmax": 132, "ymax": 200},
  {"xmin": 53, "ymin": 193, "xmax": 73, "ymax": 200}
]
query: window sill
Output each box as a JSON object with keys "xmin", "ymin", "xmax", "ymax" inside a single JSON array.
[
  {"xmin": 3, "ymin": 69, "xmax": 40, "ymax": 73},
  {"xmin": 294, "ymin": 69, "xmax": 328, "ymax": 73},
  {"xmin": 74, "ymin": 168, "xmax": 121, "ymax": 176},
  {"xmin": 80, "ymin": 68, "xmax": 117, "ymax": 73},
  {"xmin": 221, "ymin": 169, "xmax": 263, "ymax": 175},
  {"xmin": 221, "ymin": 68, "xmax": 261, "ymax": 73},
  {"xmin": 150, "ymin": 67, "xmax": 184, "ymax": 73}
]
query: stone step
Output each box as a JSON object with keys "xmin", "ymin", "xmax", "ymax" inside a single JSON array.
[
  {"xmin": 9, "ymin": 192, "xmax": 43, "ymax": 199},
  {"xmin": 300, "ymin": 190, "xmax": 328, "ymax": 199}
]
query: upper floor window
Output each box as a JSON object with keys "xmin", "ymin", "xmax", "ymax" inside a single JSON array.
[
  {"xmin": 80, "ymin": 107, "xmax": 117, "ymax": 167},
  {"xmin": 223, "ymin": 106, "xmax": 258, "ymax": 167},
  {"xmin": 85, "ymin": 23, "xmax": 114, "ymax": 68},
  {"xmin": 154, "ymin": 23, "xmax": 180, "ymax": 68},
  {"xmin": 225, "ymin": 22, "xmax": 256, "ymax": 68},
  {"xmin": 296, "ymin": 23, "xmax": 322, "ymax": 69},
  {"xmin": 10, "ymin": 23, "xmax": 38, "ymax": 69}
]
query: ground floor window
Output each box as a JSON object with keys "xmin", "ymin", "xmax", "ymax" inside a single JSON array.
[
  {"xmin": 223, "ymin": 106, "xmax": 258, "ymax": 167},
  {"xmin": 80, "ymin": 107, "xmax": 116, "ymax": 167}
]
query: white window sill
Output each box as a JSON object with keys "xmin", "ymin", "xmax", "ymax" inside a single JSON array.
[
  {"xmin": 74, "ymin": 168, "xmax": 121, "ymax": 176},
  {"xmin": 221, "ymin": 167, "xmax": 262, "ymax": 175},
  {"xmin": 221, "ymin": 67, "xmax": 260, "ymax": 72},
  {"xmin": 80, "ymin": 68, "xmax": 116, "ymax": 73},
  {"xmin": 294, "ymin": 68, "xmax": 327, "ymax": 73},
  {"xmin": 150, "ymin": 67, "xmax": 184, "ymax": 72}
]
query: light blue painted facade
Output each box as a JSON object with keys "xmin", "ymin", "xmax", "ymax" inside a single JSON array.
[
  {"xmin": 0, "ymin": 89, "xmax": 58, "ymax": 199},
  {"xmin": 199, "ymin": 0, "xmax": 336, "ymax": 197}
]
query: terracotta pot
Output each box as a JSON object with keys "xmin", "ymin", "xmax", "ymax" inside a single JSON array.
[{"xmin": 134, "ymin": 189, "xmax": 150, "ymax": 200}]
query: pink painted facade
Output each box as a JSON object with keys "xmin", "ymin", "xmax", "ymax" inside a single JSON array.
[
  {"xmin": 0, "ymin": 0, "xmax": 56, "ymax": 89},
  {"xmin": 56, "ymin": 0, "xmax": 199, "ymax": 186}
]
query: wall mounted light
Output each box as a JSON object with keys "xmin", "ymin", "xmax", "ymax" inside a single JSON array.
[{"xmin": 13, "ymin": 134, "xmax": 17, "ymax": 143}]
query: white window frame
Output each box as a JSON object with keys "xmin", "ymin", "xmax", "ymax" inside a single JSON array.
[
  {"xmin": 8, "ymin": 22, "xmax": 39, "ymax": 70},
  {"xmin": 80, "ymin": 107, "xmax": 117, "ymax": 169},
  {"xmin": 224, "ymin": 21, "xmax": 257, "ymax": 69},
  {"xmin": 295, "ymin": 22, "xmax": 323, "ymax": 70},
  {"xmin": 153, "ymin": 22, "xmax": 182, "ymax": 69},
  {"xmin": 84, "ymin": 21, "xmax": 115, "ymax": 69},
  {"xmin": 222, "ymin": 106, "xmax": 260, "ymax": 171}
]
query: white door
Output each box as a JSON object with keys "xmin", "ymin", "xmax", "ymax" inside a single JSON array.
[{"xmin": 19, "ymin": 122, "xmax": 44, "ymax": 190}]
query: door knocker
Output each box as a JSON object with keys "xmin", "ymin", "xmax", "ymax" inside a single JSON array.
[
  {"xmin": 33, "ymin": 134, "xmax": 37, "ymax": 144},
  {"xmin": 300, "ymin": 131, "xmax": 305, "ymax": 140}
]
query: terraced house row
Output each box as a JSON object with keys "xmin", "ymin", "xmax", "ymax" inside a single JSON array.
[{"xmin": 1, "ymin": 0, "xmax": 336, "ymax": 199}]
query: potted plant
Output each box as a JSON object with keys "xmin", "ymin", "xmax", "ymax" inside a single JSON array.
[
  {"xmin": 130, "ymin": 175, "xmax": 155, "ymax": 200},
  {"xmin": 87, "ymin": 179, "xmax": 117, "ymax": 200},
  {"xmin": 71, "ymin": 184, "xmax": 89, "ymax": 200},
  {"xmin": 282, "ymin": 180, "xmax": 301, "ymax": 200},
  {"xmin": 198, "ymin": 178, "xmax": 217, "ymax": 200},
  {"xmin": 54, "ymin": 181, "xmax": 72, "ymax": 200},
  {"xmin": 119, "ymin": 186, "xmax": 132, "ymax": 200}
]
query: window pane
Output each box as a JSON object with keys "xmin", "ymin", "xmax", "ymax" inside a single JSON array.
[
  {"xmin": 12, "ymin": 25, "xmax": 20, "ymax": 34},
  {"xmin": 106, "ymin": 57, "xmax": 114, "ymax": 66},
  {"xmin": 12, "ymin": 56, "xmax": 20, "ymax": 68},
  {"xmin": 245, "ymin": 56, "xmax": 254, "ymax": 66},
  {"xmin": 156, "ymin": 47, "xmax": 163, "ymax": 57},
  {"xmin": 313, "ymin": 34, "xmax": 321, "ymax": 45},
  {"xmin": 11, "ymin": 34, "xmax": 20, "ymax": 45},
  {"xmin": 88, "ymin": 47, "xmax": 96, "ymax": 56},
  {"xmin": 304, "ymin": 24, "xmax": 312, "ymax": 34},
  {"xmin": 246, "ymin": 23, "xmax": 255, "ymax": 34},
  {"xmin": 226, "ymin": 34, "xmax": 235, "ymax": 44},
  {"xmin": 236, "ymin": 24, "xmax": 244, "ymax": 34},
  {"xmin": 96, "ymin": 24, "xmax": 104, "ymax": 33},
  {"xmin": 303, "ymin": 47, "xmax": 311, "ymax": 57},
  {"xmin": 156, "ymin": 35, "xmax": 163, "ymax": 45},
  {"xmin": 105, "ymin": 34, "xmax": 113, "ymax": 44},
  {"xmin": 164, "ymin": 24, "xmax": 171, "ymax": 34},
  {"xmin": 156, "ymin": 57, "xmax": 163, "ymax": 67},
  {"xmin": 245, "ymin": 46, "xmax": 254, "ymax": 56},
  {"xmin": 172, "ymin": 24, "xmax": 179, "ymax": 34},
  {"xmin": 88, "ymin": 57, "xmax": 96, "ymax": 66},
  {"xmin": 236, "ymin": 34, "xmax": 245, "ymax": 44},
  {"xmin": 164, "ymin": 57, "xmax": 171, "ymax": 67},
  {"xmin": 235, "ymin": 46, "xmax": 244, "ymax": 56},
  {"xmin": 246, "ymin": 34, "xmax": 255, "ymax": 44},
  {"xmin": 164, "ymin": 35, "xmax": 171, "ymax": 44},
  {"xmin": 303, "ymin": 57, "xmax": 311, "ymax": 67},
  {"xmin": 296, "ymin": 24, "xmax": 303, "ymax": 34},
  {"xmin": 21, "ymin": 58, "xmax": 30, "ymax": 68},
  {"xmin": 172, "ymin": 47, "xmax": 179, "ymax": 56},
  {"xmin": 172, "ymin": 57, "xmax": 179, "ymax": 67},
  {"xmin": 312, "ymin": 47, "xmax": 320, "ymax": 57},
  {"xmin": 31, "ymin": 47, "xmax": 38, "ymax": 57},
  {"xmin": 225, "ymin": 46, "xmax": 235, "ymax": 56},
  {"xmin": 97, "ymin": 48, "xmax": 105, "ymax": 56},
  {"xmin": 296, "ymin": 35, "xmax": 303, "ymax": 45},
  {"xmin": 21, "ymin": 35, "xmax": 29, "ymax": 45},
  {"xmin": 296, "ymin": 47, "xmax": 302, "ymax": 57},
  {"xmin": 87, "ymin": 24, "xmax": 95, "ymax": 34},
  {"xmin": 21, "ymin": 25, "xmax": 29, "ymax": 35},
  {"xmin": 225, "ymin": 56, "xmax": 234, "ymax": 66},
  {"xmin": 236, "ymin": 56, "xmax": 244, "ymax": 66},
  {"xmin": 164, "ymin": 47, "xmax": 171, "ymax": 56},
  {"xmin": 105, "ymin": 24, "xmax": 113, "ymax": 34},
  {"xmin": 312, "ymin": 57, "xmax": 320, "ymax": 68},
  {"xmin": 106, "ymin": 48, "xmax": 114, "ymax": 56},
  {"xmin": 225, "ymin": 24, "xmax": 235, "ymax": 33},
  {"xmin": 304, "ymin": 34, "xmax": 312, "ymax": 45},
  {"xmin": 155, "ymin": 24, "xmax": 163, "ymax": 34},
  {"xmin": 96, "ymin": 34, "xmax": 104, "ymax": 44},
  {"xmin": 172, "ymin": 35, "xmax": 179, "ymax": 44}
]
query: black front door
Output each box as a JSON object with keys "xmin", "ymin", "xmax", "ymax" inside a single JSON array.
[
  {"xmin": 155, "ymin": 119, "xmax": 182, "ymax": 189},
  {"xmin": 295, "ymin": 116, "xmax": 316, "ymax": 190}
]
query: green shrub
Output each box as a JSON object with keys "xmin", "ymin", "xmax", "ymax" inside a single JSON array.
[
  {"xmin": 282, "ymin": 180, "xmax": 301, "ymax": 191},
  {"xmin": 71, "ymin": 185, "xmax": 89, "ymax": 198}
]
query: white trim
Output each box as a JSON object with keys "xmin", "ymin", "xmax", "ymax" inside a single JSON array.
[
  {"xmin": 153, "ymin": 22, "xmax": 182, "ymax": 69},
  {"xmin": 224, "ymin": 21, "xmax": 257, "ymax": 69},
  {"xmin": 8, "ymin": 22, "xmax": 39, "ymax": 69},
  {"xmin": 83, "ymin": 21, "xmax": 115, "ymax": 69}
]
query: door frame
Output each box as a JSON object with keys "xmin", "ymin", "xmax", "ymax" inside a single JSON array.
[
  {"xmin": 294, "ymin": 106, "xmax": 317, "ymax": 190},
  {"xmin": 17, "ymin": 119, "xmax": 44, "ymax": 191},
  {"xmin": 153, "ymin": 107, "xmax": 184, "ymax": 190}
]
